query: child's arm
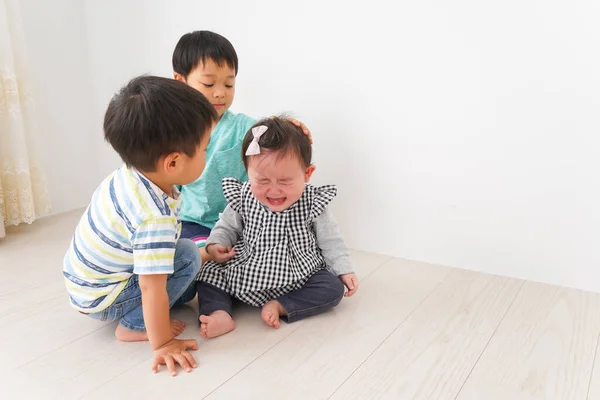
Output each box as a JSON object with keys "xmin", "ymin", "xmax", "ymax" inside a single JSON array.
[
  {"xmin": 205, "ymin": 205, "xmax": 243, "ymax": 263},
  {"xmin": 132, "ymin": 218, "xmax": 198, "ymax": 375},
  {"xmin": 139, "ymin": 274, "xmax": 198, "ymax": 375},
  {"xmin": 313, "ymin": 208, "xmax": 359, "ymax": 297}
]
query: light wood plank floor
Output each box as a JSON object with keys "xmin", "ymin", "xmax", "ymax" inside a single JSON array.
[{"xmin": 1, "ymin": 211, "xmax": 600, "ymax": 400}]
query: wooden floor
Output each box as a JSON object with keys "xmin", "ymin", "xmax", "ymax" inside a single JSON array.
[{"xmin": 2, "ymin": 211, "xmax": 600, "ymax": 400}]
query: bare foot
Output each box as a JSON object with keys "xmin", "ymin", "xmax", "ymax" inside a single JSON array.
[
  {"xmin": 115, "ymin": 319, "xmax": 187, "ymax": 342},
  {"xmin": 261, "ymin": 300, "xmax": 286, "ymax": 329},
  {"xmin": 199, "ymin": 311, "xmax": 235, "ymax": 339}
]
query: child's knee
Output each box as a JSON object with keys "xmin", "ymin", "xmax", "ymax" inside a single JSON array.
[
  {"xmin": 175, "ymin": 239, "xmax": 202, "ymax": 276},
  {"xmin": 324, "ymin": 274, "xmax": 345, "ymax": 306},
  {"xmin": 333, "ymin": 281, "xmax": 345, "ymax": 305}
]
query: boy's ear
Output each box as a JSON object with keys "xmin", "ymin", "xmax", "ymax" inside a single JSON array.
[
  {"xmin": 305, "ymin": 165, "xmax": 316, "ymax": 182},
  {"xmin": 174, "ymin": 73, "xmax": 186, "ymax": 83},
  {"xmin": 162, "ymin": 152, "xmax": 181, "ymax": 174}
]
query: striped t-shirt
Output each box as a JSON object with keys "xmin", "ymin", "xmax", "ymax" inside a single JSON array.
[{"xmin": 63, "ymin": 166, "xmax": 182, "ymax": 314}]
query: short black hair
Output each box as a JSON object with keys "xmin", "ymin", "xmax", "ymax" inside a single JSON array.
[
  {"xmin": 242, "ymin": 117, "xmax": 312, "ymax": 170},
  {"xmin": 172, "ymin": 31, "xmax": 238, "ymax": 78},
  {"xmin": 104, "ymin": 75, "xmax": 218, "ymax": 171}
]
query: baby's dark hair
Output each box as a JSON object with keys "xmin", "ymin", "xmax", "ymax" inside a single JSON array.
[
  {"xmin": 172, "ymin": 31, "xmax": 239, "ymax": 78},
  {"xmin": 242, "ymin": 117, "xmax": 312, "ymax": 170},
  {"xmin": 104, "ymin": 75, "xmax": 217, "ymax": 172}
]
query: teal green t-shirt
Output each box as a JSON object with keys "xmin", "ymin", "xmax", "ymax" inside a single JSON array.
[{"xmin": 180, "ymin": 110, "xmax": 256, "ymax": 228}]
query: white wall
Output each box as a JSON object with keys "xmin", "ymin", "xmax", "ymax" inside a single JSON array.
[
  {"xmin": 80, "ymin": 0, "xmax": 600, "ymax": 292},
  {"xmin": 18, "ymin": 0, "xmax": 105, "ymax": 215}
]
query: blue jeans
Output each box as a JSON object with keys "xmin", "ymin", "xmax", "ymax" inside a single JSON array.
[
  {"xmin": 197, "ymin": 269, "xmax": 345, "ymax": 323},
  {"xmin": 88, "ymin": 239, "xmax": 200, "ymax": 332}
]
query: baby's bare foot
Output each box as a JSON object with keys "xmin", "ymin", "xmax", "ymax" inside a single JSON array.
[
  {"xmin": 115, "ymin": 324, "xmax": 148, "ymax": 342},
  {"xmin": 261, "ymin": 300, "xmax": 285, "ymax": 329},
  {"xmin": 170, "ymin": 319, "xmax": 186, "ymax": 337},
  {"xmin": 199, "ymin": 311, "xmax": 235, "ymax": 339},
  {"xmin": 115, "ymin": 319, "xmax": 186, "ymax": 342}
]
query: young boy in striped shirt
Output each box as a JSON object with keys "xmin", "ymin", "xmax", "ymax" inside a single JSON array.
[{"xmin": 63, "ymin": 76, "xmax": 217, "ymax": 376}]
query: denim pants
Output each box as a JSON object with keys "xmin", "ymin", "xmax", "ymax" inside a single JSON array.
[
  {"xmin": 88, "ymin": 239, "xmax": 200, "ymax": 332},
  {"xmin": 197, "ymin": 269, "xmax": 345, "ymax": 323}
]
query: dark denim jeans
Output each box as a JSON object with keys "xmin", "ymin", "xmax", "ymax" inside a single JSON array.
[{"xmin": 197, "ymin": 269, "xmax": 345, "ymax": 323}]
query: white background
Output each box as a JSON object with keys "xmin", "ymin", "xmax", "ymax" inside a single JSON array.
[{"xmin": 17, "ymin": 0, "xmax": 600, "ymax": 291}]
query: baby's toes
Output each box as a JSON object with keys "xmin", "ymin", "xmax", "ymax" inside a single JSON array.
[{"xmin": 172, "ymin": 326, "xmax": 184, "ymax": 336}]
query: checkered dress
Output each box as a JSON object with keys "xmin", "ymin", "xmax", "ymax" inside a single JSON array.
[{"xmin": 197, "ymin": 178, "xmax": 337, "ymax": 307}]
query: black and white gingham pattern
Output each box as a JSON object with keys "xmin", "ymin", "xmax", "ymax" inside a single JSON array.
[{"xmin": 197, "ymin": 178, "xmax": 337, "ymax": 307}]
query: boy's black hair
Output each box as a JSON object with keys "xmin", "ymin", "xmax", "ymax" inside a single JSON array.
[
  {"xmin": 172, "ymin": 31, "xmax": 239, "ymax": 78},
  {"xmin": 104, "ymin": 75, "xmax": 218, "ymax": 172},
  {"xmin": 242, "ymin": 117, "xmax": 312, "ymax": 170}
]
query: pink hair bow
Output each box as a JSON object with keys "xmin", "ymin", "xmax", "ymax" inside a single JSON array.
[{"xmin": 245, "ymin": 125, "xmax": 268, "ymax": 156}]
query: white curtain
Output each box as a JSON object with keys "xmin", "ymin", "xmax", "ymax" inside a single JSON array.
[{"xmin": 0, "ymin": 0, "xmax": 51, "ymax": 238}]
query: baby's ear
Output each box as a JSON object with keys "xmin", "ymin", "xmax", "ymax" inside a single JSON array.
[{"xmin": 305, "ymin": 165, "xmax": 316, "ymax": 182}]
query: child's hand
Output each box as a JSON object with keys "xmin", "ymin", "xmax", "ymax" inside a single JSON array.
[
  {"xmin": 340, "ymin": 273, "xmax": 359, "ymax": 297},
  {"xmin": 272, "ymin": 116, "xmax": 313, "ymax": 144},
  {"xmin": 200, "ymin": 246, "xmax": 212, "ymax": 265},
  {"xmin": 152, "ymin": 338, "xmax": 198, "ymax": 376},
  {"xmin": 207, "ymin": 244, "xmax": 235, "ymax": 263}
]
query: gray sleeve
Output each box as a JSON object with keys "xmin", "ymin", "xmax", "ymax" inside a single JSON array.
[
  {"xmin": 313, "ymin": 208, "xmax": 354, "ymax": 276},
  {"xmin": 206, "ymin": 205, "xmax": 243, "ymax": 248}
]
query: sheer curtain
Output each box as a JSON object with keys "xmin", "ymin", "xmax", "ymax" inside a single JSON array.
[{"xmin": 0, "ymin": 0, "xmax": 51, "ymax": 238}]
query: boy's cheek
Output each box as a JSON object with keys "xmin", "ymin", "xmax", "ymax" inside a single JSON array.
[{"xmin": 185, "ymin": 81, "xmax": 210, "ymax": 98}]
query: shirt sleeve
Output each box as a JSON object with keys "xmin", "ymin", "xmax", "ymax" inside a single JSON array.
[
  {"xmin": 313, "ymin": 208, "xmax": 354, "ymax": 276},
  {"xmin": 206, "ymin": 205, "xmax": 243, "ymax": 248},
  {"xmin": 131, "ymin": 217, "xmax": 178, "ymax": 275}
]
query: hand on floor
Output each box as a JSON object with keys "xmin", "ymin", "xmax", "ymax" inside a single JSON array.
[
  {"xmin": 152, "ymin": 338, "xmax": 198, "ymax": 376},
  {"xmin": 340, "ymin": 273, "xmax": 359, "ymax": 297}
]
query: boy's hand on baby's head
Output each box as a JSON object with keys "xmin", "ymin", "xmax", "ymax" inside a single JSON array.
[
  {"xmin": 271, "ymin": 116, "xmax": 313, "ymax": 144},
  {"xmin": 207, "ymin": 244, "xmax": 235, "ymax": 264},
  {"xmin": 152, "ymin": 338, "xmax": 198, "ymax": 376},
  {"xmin": 340, "ymin": 273, "xmax": 359, "ymax": 297}
]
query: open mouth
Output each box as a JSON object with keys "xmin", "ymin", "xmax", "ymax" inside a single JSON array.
[{"xmin": 267, "ymin": 197, "xmax": 286, "ymax": 206}]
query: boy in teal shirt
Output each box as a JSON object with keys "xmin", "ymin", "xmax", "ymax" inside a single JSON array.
[
  {"xmin": 173, "ymin": 31, "xmax": 310, "ymax": 259},
  {"xmin": 173, "ymin": 31, "xmax": 255, "ymax": 253}
]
